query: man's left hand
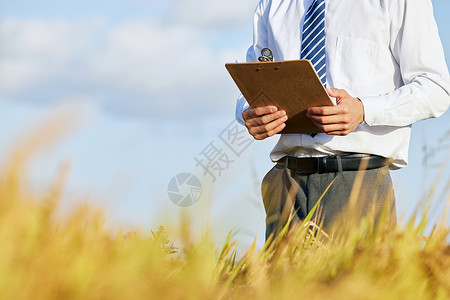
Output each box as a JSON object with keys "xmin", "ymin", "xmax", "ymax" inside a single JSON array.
[{"xmin": 306, "ymin": 88, "xmax": 365, "ymax": 136}]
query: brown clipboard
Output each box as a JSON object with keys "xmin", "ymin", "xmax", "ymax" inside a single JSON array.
[{"xmin": 225, "ymin": 60, "xmax": 333, "ymax": 134}]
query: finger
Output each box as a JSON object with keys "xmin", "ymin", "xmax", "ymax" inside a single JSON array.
[
  {"xmin": 324, "ymin": 130, "xmax": 351, "ymax": 136},
  {"xmin": 326, "ymin": 88, "xmax": 349, "ymax": 99},
  {"xmin": 254, "ymin": 123, "xmax": 286, "ymax": 140},
  {"xmin": 260, "ymin": 110, "xmax": 286, "ymax": 125},
  {"xmin": 321, "ymin": 123, "xmax": 350, "ymax": 133},
  {"xmin": 307, "ymin": 113, "xmax": 348, "ymax": 125},
  {"xmin": 251, "ymin": 115, "xmax": 288, "ymax": 134},
  {"xmin": 243, "ymin": 106, "xmax": 278, "ymax": 119},
  {"xmin": 307, "ymin": 105, "xmax": 340, "ymax": 116},
  {"xmin": 310, "ymin": 120, "xmax": 351, "ymax": 133},
  {"xmin": 310, "ymin": 119, "xmax": 323, "ymax": 132},
  {"xmin": 247, "ymin": 110, "xmax": 286, "ymax": 127}
]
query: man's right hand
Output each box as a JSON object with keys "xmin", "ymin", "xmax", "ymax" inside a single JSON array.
[{"xmin": 242, "ymin": 106, "xmax": 288, "ymax": 140}]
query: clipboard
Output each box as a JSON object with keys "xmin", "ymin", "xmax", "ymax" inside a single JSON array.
[{"xmin": 225, "ymin": 59, "xmax": 333, "ymax": 134}]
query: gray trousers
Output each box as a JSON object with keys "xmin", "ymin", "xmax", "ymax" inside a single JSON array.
[{"xmin": 261, "ymin": 163, "xmax": 396, "ymax": 240}]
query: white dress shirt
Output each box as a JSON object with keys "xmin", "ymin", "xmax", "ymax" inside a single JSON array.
[{"xmin": 235, "ymin": 0, "xmax": 450, "ymax": 169}]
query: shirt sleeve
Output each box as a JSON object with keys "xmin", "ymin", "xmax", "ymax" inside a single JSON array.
[
  {"xmin": 359, "ymin": 0, "xmax": 450, "ymax": 127},
  {"xmin": 235, "ymin": 1, "xmax": 268, "ymax": 126}
]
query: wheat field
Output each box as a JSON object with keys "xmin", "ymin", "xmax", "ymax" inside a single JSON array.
[{"xmin": 0, "ymin": 119, "xmax": 449, "ymax": 299}]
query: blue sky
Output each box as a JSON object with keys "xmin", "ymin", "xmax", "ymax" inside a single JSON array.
[{"xmin": 0, "ymin": 0, "xmax": 449, "ymax": 247}]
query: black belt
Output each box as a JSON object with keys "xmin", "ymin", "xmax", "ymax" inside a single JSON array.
[{"xmin": 276, "ymin": 154, "xmax": 391, "ymax": 174}]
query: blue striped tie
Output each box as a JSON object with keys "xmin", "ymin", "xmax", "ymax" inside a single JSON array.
[{"xmin": 301, "ymin": 0, "xmax": 326, "ymax": 86}]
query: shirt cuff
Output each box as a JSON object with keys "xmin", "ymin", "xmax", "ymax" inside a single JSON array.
[
  {"xmin": 359, "ymin": 95, "xmax": 386, "ymax": 126},
  {"xmin": 235, "ymin": 94, "xmax": 250, "ymax": 126}
]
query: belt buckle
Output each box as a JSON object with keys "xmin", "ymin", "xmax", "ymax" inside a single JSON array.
[{"xmin": 318, "ymin": 157, "xmax": 327, "ymax": 174}]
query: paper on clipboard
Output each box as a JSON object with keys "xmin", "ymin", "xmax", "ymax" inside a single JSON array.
[{"xmin": 225, "ymin": 59, "xmax": 333, "ymax": 134}]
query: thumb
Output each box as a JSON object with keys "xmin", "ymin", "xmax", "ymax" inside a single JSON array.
[{"xmin": 326, "ymin": 88, "xmax": 348, "ymax": 99}]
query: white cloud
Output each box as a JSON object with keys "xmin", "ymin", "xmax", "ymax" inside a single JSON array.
[
  {"xmin": 85, "ymin": 19, "xmax": 247, "ymax": 118},
  {"xmin": 0, "ymin": 19, "xmax": 103, "ymax": 95},
  {"xmin": 0, "ymin": 15, "xmax": 250, "ymax": 119},
  {"xmin": 131, "ymin": 0, "xmax": 256, "ymax": 27},
  {"xmin": 169, "ymin": 0, "xmax": 257, "ymax": 27},
  {"xmin": 88, "ymin": 20, "xmax": 217, "ymax": 92}
]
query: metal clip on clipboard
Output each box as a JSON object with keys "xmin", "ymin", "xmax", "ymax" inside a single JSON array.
[{"xmin": 258, "ymin": 48, "xmax": 273, "ymax": 62}]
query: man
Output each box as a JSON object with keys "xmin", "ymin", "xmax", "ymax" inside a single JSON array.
[{"xmin": 235, "ymin": 0, "xmax": 450, "ymax": 239}]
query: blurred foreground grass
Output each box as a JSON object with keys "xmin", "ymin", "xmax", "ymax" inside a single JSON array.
[{"xmin": 0, "ymin": 116, "xmax": 449, "ymax": 299}]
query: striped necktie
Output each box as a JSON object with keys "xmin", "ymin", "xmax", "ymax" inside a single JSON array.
[{"xmin": 301, "ymin": 0, "xmax": 326, "ymax": 86}]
